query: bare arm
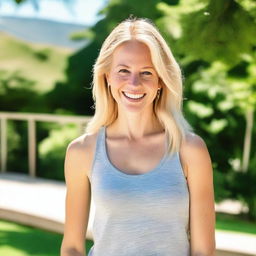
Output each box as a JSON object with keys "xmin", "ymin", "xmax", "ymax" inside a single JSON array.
[
  {"xmin": 180, "ymin": 133, "xmax": 216, "ymax": 256},
  {"xmin": 60, "ymin": 137, "xmax": 92, "ymax": 256}
]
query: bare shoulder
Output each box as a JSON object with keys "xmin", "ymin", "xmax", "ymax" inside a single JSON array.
[
  {"xmin": 179, "ymin": 132, "xmax": 212, "ymax": 178},
  {"xmin": 67, "ymin": 131, "xmax": 98, "ymax": 153},
  {"xmin": 181, "ymin": 132, "xmax": 208, "ymax": 152},
  {"xmin": 65, "ymin": 131, "xmax": 99, "ymax": 181}
]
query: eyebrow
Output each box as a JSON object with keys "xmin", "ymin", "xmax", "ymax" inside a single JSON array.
[{"xmin": 116, "ymin": 64, "xmax": 154, "ymax": 69}]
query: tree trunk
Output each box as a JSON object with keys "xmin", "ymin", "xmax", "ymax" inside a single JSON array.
[
  {"xmin": 241, "ymin": 108, "xmax": 254, "ymax": 172},
  {"xmin": 246, "ymin": 196, "xmax": 256, "ymax": 221}
]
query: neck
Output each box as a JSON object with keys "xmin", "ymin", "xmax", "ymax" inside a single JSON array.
[{"xmin": 107, "ymin": 108, "xmax": 164, "ymax": 141}]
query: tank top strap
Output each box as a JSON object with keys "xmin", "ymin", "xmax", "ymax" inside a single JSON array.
[{"xmin": 88, "ymin": 126, "xmax": 105, "ymax": 182}]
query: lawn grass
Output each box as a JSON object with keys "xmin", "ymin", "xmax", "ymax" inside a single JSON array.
[
  {"xmin": 0, "ymin": 219, "xmax": 93, "ymax": 256},
  {"xmin": 216, "ymin": 212, "xmax": 256, "ymax": 235}
]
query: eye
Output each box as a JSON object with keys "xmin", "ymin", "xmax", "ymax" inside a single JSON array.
[
  {"xmin": 119, "ymin": 69, "xmax": 129, "ymax": 73},
  {"xmin": 141, "ymin": 71, "xmax": 152, "ymax": 76}
]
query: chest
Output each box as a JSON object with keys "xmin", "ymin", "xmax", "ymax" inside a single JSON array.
[{"xmin": 105, "ymin": 135, "xmax": 166, "ymax": 175}]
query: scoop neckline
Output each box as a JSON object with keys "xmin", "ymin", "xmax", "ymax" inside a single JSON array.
[{"xmin": 102, "ymin": 126, "xmax": 169, "ymax": 178}]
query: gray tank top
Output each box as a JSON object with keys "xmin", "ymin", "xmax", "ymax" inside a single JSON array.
[{"xmin": 88, "ymin": 126, "xmax": 190, "ymax": 256}]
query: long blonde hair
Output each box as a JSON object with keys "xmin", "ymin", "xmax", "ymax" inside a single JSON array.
[{"xmin": 85, "ymin": 16, "xmax": 193, "ymax": 155}]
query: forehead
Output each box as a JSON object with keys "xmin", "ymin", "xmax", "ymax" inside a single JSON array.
[{"xmin": 111, "ymin": 41, "xmax": 153, "ymax": 67}]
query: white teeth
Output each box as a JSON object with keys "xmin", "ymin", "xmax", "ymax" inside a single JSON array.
[{"xmin": 123, "ymin": 92, "xmax": 145, "ymax": 99}]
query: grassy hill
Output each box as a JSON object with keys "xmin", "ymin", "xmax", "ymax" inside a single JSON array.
[
  {"xmin": 0, "ymin": 31, "xmax": 73, "ymax": 93},
  {"xmin": 0, "ymin": 16, "xmax": 88, "ymax": 50}
]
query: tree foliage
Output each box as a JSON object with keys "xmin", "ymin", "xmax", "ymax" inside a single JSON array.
[{"xmin": 179, "ymin": 0, "xmax": 256, "ymax": 65}]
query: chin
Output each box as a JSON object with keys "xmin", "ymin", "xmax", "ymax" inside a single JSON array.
[{"xmin": 118, "ymin": 102, "xmax": 152, "ymax": 114}]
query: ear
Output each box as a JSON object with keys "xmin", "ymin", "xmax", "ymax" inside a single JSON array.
[
  {"xmin": 105, "ymin": 73, "xmax": 109, "ymax": 84},
  {"xmin": 158, "ymin": 78, "xmax": 162, "ymax": 89}
]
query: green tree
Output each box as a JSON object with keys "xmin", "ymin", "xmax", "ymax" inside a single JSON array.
[{"xmin": 173, "ymin": 0, "xmax": 256, "ymax": 219}]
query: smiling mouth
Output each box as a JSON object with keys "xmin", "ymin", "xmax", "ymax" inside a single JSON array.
[{"xmin": 122, "ymin": 91, "xmax": 146, "ymax": 100}]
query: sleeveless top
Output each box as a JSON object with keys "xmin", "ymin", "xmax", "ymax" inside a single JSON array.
[{"xmin": 88, "ymin": 126, "xmax": 190, "ymax": 256}]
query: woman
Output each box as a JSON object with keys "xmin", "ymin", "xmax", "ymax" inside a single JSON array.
[{"xmin": 60, "ymin": 17, "xmax": 216, "ymax": 256}]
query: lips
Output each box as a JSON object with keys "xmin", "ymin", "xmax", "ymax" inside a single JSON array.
[{"xmin": 122, "ymin": 91, "xmax": 145, "ymax": 94}]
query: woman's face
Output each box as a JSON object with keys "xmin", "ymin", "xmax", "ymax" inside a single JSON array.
[{"xmin": 106, "ymin": 40, "xmax": 160, "ymax": 113}]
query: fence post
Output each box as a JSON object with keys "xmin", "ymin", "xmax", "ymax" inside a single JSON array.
[
  {"xmin": 0, "ymin": 117, "xmax": 7, "ymax": 173},
  {"xmin": 28, "ymin": 118, "xmax": 36, "ymax": 177}
]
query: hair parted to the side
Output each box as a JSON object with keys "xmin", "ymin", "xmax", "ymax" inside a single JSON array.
[{"xmin": 85, "ymin": 16, "xmax": 194, "ymax": 156}]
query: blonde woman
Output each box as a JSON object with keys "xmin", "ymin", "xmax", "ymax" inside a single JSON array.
[{"xmin": 60, "ymin": 17, "xmax": 216, "ymax": 256}]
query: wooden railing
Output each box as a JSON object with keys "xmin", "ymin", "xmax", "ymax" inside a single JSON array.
[{"xmin": 0, "ymin": 111, "xmax": 91, "ymax": 177}]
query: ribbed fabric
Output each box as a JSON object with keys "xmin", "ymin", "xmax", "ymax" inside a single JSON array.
[{"xmin": 88, "ymin": 126, "xmax": 190, "ymax": 256}]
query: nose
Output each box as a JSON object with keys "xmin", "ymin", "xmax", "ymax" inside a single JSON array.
[{"xmin": 130, "ymin": 73, "xmax": 140, "ymax": 86}]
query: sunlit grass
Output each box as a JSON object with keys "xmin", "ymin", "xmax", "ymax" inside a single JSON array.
[
  {"xmin": 216, "ymin": 212, "xmax": 256, "ymax": 235},
  {"xmin": 0, "ymin": 219, "xmax": 93, "ymax": 256}
]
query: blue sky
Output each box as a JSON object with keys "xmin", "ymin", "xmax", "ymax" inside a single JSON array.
[{"xmin": 0, "ymin": 0, "xmax": 106, "ymax": 25}]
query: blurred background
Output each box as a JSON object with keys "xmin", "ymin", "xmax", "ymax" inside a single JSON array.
[{"xmin": 0, "ymin": 0, "xmax": 255, "ymax": 255}]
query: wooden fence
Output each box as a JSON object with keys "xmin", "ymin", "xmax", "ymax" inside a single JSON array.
[{"xmin": 0, "ymin": 111, "xmax": 91, "ymax": 177}]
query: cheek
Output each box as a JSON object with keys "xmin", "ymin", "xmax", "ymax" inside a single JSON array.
[
  {"xmin": 141, "ymin": 77, "xmax": 159, "ymax": 88},
  {"xmin": 110, "ymin": 75, "xmax": 125, "ymax": 93},
  {"xmin": 112, "ymin": 74, "xmax": 127, "ymax": 84}
]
